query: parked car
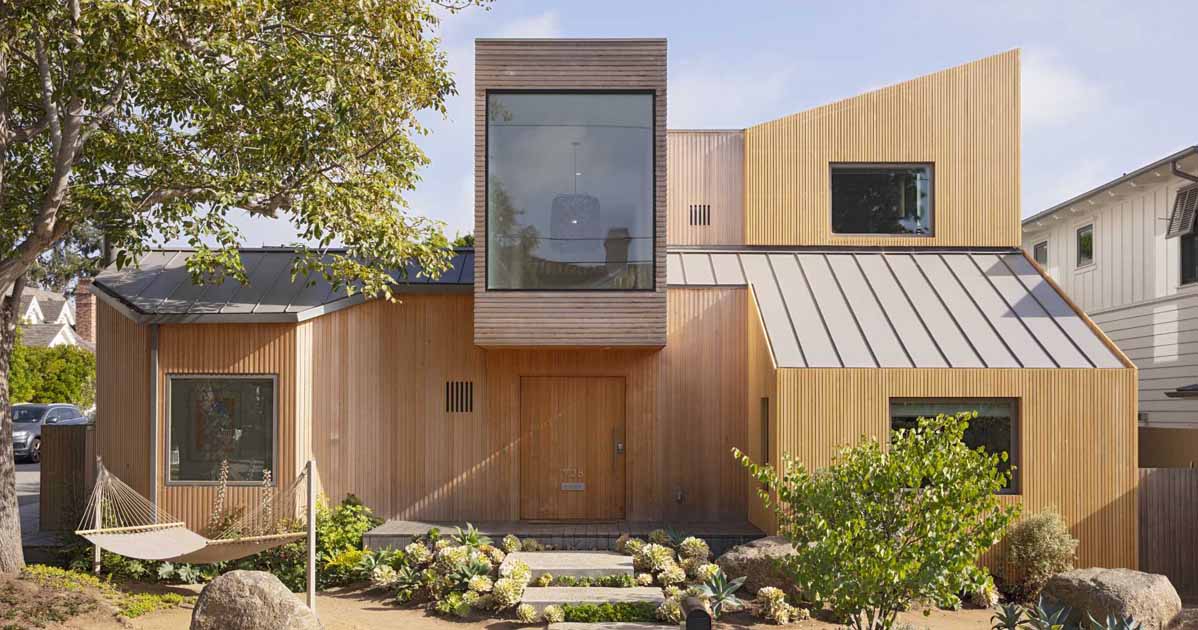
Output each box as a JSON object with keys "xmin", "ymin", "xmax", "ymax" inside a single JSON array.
[{"xmin": 11, "ymin": 403, "xmax": 87, "ymax": 463}]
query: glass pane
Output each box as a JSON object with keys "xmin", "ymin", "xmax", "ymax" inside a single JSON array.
[
  {"xmin": 889, "ymin": 399, "xmax": 1015, "ymax": 489},
  {"xmin": 831, "ymin": 165, "xmax": 932, "ymax": 235},
  {"xmin": 1182, "ymin": 234, "xmax": 1197, "ymax": 285},
  {"xmin": 1077, "ymin": 225, "xmax": 1094, "ymax": 267},
  {"xmin": 169, "ymin": 377, "xmax": 275, "ymax": 482},
  {"xmin": 487, "ymin": 93, "xmax": 654, "ymax": 290},
  {"xmin": 1033, "ymin": 241, "xmax": 1048, "ymax": 266}
]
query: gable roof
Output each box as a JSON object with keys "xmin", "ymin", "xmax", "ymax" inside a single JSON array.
[
  {"xmin": 21, "ymin": 322, "xmax": 72, "ymax": 348},
  {"xmin": 668, "ymin": 248, "xmax": 1126, "ymax": 369},
  {"xmin": 93, "ymin": 248, "xmax": 474, "ymax": 324}
]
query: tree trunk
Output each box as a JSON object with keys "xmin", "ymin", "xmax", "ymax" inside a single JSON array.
[{"xmin": 0, "ymin": 278, "xmax": 27, "ymax": 574}]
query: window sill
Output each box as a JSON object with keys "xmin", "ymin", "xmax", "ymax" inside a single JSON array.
[{"xmin": 1074, "ymin": 263, "xmax": 1097, "ymax": 274}]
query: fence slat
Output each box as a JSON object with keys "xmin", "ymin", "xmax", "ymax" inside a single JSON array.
[{"xmin": 1139, "ymin": 468, "xmax": 1198, "ymax": 597}]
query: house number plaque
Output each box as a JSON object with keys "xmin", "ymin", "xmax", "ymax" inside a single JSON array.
[{"xmin": 560, "ymin": 467, "xmax": 585, "ymax": 491}]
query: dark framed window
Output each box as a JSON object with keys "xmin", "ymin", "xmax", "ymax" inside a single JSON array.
[
  {"xmin": 760, "ymin": 397, "xmax": 770, "ymax": 464},
  {"xmin": 167, "ymin": 376, "xmax": 276, "ymax": 484},
  {"xmin": 1076, "ymin": 224, "xmax": 1094, "ymax": 268},
  {"xmin": 1183, "ymin": 233, "xmax": 1198, "ymax": 286},
  {"xmin": 1033, "ymin": 241, "xmax": 1048, "ymax": 266},
  {"xmin": 889, "ymin": 398, "xmax": 1019, "ymax": 494},
  {"xmin": 831, "ymin": 163, "xmax": 933, "ymax": 235},
  {"xmin": 485, "ymin": 91, "xmax": 655, "ymax": 291}
]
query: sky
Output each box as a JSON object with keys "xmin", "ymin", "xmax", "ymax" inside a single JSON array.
[{"xmin": 229, "ymin": 0, "xmax": 1198, "ymax": 246}]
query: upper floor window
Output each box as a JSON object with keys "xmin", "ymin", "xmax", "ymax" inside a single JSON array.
[
  {"xmin": 1076, "ymin": 224, "xmax": 1094, "ymax": 268},
  {"xmin": 486, "ymin": 92, "xmax": 654, "ymax": 290},
  {"xmin": 1033, "ymin": 241, "xmax": 1048, "ymax": 266},
  {"xmin": 1183, "ymin": 233, "xmax": 1198, "ymax": 286},
  {"xmin": 831, "ymin": 164, "xmax": 932, "ymax": 236}
]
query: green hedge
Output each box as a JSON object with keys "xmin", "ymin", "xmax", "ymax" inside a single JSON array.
[{"xmin": 10, "ymin": 333, "xmax": 95, "ymax": 409}]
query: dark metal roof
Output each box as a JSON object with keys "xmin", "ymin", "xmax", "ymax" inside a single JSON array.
[
  {"xmin": 668, "ymin": 249, "xmax": 1126, "ymax": 369},
  {"xmin": 93, "ymin": 248, "xmax": 474, "ymax": 324}
]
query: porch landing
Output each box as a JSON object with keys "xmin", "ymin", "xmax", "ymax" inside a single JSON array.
[{"xmin": 363, "ymin": 520, "xmax": 763, "ymax": 555}]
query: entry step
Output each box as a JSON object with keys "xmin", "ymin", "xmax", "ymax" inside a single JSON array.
[
  {"xmin": 502, "ymin": 551, "xmax": 633, "ymax": 579},
  {"xmin": 520, "ymin": 586, "xmax": 664, "ymax": 612},
  {"xmin": 549, "ymin": 624, "xmax": 676, "ymax": 630}
]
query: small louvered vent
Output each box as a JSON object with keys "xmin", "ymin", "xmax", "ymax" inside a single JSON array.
[
  {"xmin": 688, "ymin": 204, "xmax": 711, "ymax": 226},
  {"xmin": 1166, "ymin": 183, "xmax": 1198, "ymax": 239},
  {"xmin": 445, "ymin": 381, "xmax": 474, "ymax": 413}
]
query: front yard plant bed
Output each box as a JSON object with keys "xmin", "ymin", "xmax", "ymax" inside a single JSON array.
[{"xmin": 561, "ymin": 601, "xmax": 659, "ymax": 623}]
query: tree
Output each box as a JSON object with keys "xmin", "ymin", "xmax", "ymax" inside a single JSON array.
[
  {"xmin": 734, "ymin": 412, "xmax": 1020, "ymax": 630},
  {"xmin": 0, "ymin": 0, "xmax": 488, "ymax": 573}
]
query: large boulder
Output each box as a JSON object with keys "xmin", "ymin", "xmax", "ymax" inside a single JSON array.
[
  {"xmin": 714, "ymin": 536, "xmax": 796, "ymax": 595},
  {"xmin": 1042, "ymin": 568, "xmax": 1181, "ymax": 630},
  {"xmin": 191, "ymin": 570, "xmax": 321, "ymax": 630}
]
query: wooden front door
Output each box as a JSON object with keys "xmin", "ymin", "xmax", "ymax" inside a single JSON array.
[{"xmin": 520, "ymin": 376, "xmax": 626, "ymax": 521}]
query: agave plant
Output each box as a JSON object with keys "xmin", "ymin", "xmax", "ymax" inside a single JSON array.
[
  {"xmin": 448, "ymin": 556, "xmax": 493, "ymax": 590},
  {"xmin": 452, "ymin": 522, "xmax": 493, "ymax": 548},
  {"xmin": 666, "ymin": 526, "xmax": 688, "ymax": 548},
  {"xmin": 992, "ymin": 602, "xmax": 1030, "ymax": 630},
  {"xmin": 1087, "ymin": 613, "xmax": 1142, "ymax": 630},
  {"xmin": 696, "ymin": 568, "xmax": 747, "ymax": 618},
  {"xmin": 393, "ymin": 564, "xmax": 424, "ymax": 603},
  {"xmin": 1028, "ymin": 596, "xmax": 1072, "ymax": 630}
]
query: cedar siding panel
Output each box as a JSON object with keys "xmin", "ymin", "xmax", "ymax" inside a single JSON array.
[
  {"xmin": 745, "ymin": 50, "xmax": 1020, "ymax": 247},
  {"xmin": 667, "ymin": 130, "xmax": 745, "ymax": 246},
  {"xmin": 473, "ymin": 39, "xmax": 668, "ymax": 346}
]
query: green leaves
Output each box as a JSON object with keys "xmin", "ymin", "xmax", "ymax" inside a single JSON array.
[{"xmin": 735, "ymin": 412, "xmax": 1021, "ymax": 630}]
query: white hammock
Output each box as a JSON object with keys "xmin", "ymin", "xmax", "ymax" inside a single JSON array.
[{"xmin": 76, "ymin": 461, "xmax": 312, "ymax": 564}]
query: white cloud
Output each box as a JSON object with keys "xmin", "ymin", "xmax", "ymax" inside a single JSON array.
[
  {"xmin": 669, "ymin": 57, "xmax": 795, "ymax": 128},
  {"xmin": 1021, "ymin": 49, "xmax": 1105, "ymax": 127}
]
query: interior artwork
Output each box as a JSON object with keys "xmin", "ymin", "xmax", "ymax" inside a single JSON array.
[{"xmin": 169, "ymin": 377, "xmax": 275, "ymax": 483}]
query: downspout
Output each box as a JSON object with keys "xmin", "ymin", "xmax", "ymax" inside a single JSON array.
[
  {"xmin": 148, "ymin": 323, "xmax": 159, "ymax": 513},
  {"xmin": 1172, "ymin": 159, "xmax": 1198, "ymax": 183}
]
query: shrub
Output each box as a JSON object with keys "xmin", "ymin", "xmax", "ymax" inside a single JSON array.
[
  {"xmin": 561, "ymin": 602, "xmax": 658, "ymax": 623},
  {"xmin": 1005, "ymin": 508, "xmax": 1078, "ymax": 600},
  {"xmin": 736, "ymin": 411, "xmax": 1020, "ymax": 630},
  {"xmin": 10, "ymin": 337, "xmax": 96, "ymax": 408}
]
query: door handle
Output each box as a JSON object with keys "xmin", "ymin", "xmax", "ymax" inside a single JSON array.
[{"xmin": 615, "ymin": 441, "xmax": 625, "ymax": 455}]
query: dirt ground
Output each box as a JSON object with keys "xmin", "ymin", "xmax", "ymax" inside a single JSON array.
[{"xmin": 122, "ymin": 585, "xmax": 997, "ymax": 630}]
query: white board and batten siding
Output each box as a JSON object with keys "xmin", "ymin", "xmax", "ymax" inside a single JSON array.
[{"xmin": 1022, "ymin": 156, "xmax": 1198, "ymax": 428}]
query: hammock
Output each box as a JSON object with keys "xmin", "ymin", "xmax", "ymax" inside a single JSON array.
[{"xmin": 75, "ymin": 461, "xmax": 312, "ymax": 565}]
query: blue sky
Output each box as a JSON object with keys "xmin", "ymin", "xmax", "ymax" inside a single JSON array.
[{"xmin": 231, "ymin": 0, "xmax": 1198, "ymax": 246}]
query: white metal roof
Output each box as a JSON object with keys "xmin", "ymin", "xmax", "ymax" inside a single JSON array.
[{"xmin": 667, "ymin": 249, "xmax": 1125, "ymax": 369}]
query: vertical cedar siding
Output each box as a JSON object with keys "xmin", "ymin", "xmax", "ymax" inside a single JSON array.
[
  {"xmin": 95, "ymin": 301, "xmax": 152, "ymax": 496},
  {"xmin": 745, "ymin": 288, "xmax": 778, "ymax": 532},
  {"xmin": 667, "ymin": 130, "xmax": 745, "ymax": 246},
  {"xmin": 744, "ymin": 50, "xmax": 1021, "ymax": 247},
  {"xmin": 473, "ymin": 39, "xmax": 668, "ymax": 346}
]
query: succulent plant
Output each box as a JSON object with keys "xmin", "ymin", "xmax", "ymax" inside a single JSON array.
[
  {"xmin": 696, "ymin": 567, "xmax": 747, "ymax": 618},
  {"xmin": 467, "ymin": 574, "xmax": 493, "ymax": 593},
  {"xmin": 452, "ymin": 522, "xmax": 493, "ymax": 548},
  {"xmin": 501, "ymin": 534, "xmax": 522, "ymax": 554},
  {"xmin": 542, "ymin": 605, "xmax": 565, "ymax": 624},
  {"xmin": 515, "ymin": 603, "xmax": 538, "ymax": 623},
  {"xmin": 634, "ymin": 543, "xmax": 675, "ymax": 573},
  {"xmin": 534, "ymin": 573, "xmax": 553, "ymax": 587},
  {"xmin": 636, "ymin": 572, "xmax": 654, "ymax": 586},
  {"xmin": 657, "ymin": 564, "xmax": 687, "ymax": 587},
  {"xmin": 404, "ymin": 541, "xmax": 432, "ymax": 566},
  {"xmin": 656, "ymin": 596, "xmax": 684, "ymax": 624},
  {"xmin": 678, "ymin": 536, "xmax": 711, "ymax": 561},
  {"xmin": 491, "ymin": 577, "xmax": 524, "ymax": 609}
]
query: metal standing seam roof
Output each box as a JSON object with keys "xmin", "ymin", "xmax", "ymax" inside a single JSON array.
[
  {"xmin": 93, "ymin": 249, "xmax": 474, "ymax": 324},
  {"xmin": 667, "ymin": 250, "xmax": 1125, "ymax": 369}
]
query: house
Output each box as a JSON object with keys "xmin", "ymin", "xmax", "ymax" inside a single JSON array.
[
  {"xmin": 1022, "ymin": 147, "xmax": 1198, "ymax": 468},
  {"xmin": 18, "ymin": 284, "xmax": 96, "ymax": 351},
  {"xmin": 90, "ymin": 41, "xmax": 1138, "ymax": 569}
]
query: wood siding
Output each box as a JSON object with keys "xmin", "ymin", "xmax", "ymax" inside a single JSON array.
[
  {"xmin": 155, "ymin": 323, "xmax": 299, "ymax": 529},
  {"xmin": 745, "ymin": 289, "xmax": 777, "ymax": 532},
  {"xmin": 770, "ymin": 367, "xmax": 1139, "ymax": 569},
  {"xmin": 473, "ymin": 39, "xmax": 668, "ymax": 347},
  {"xmin": 95, "ymin": 301, "xmax": 152, "ymax": 495},
  {"xmin": 667, "ymin": 130, "xmax": 744, "ymax": 246},
  {"xmin": 1139, "ymin": 427, "xmax": 1198, "ymax": 467},
  {"xmin": 745, "ymin": 50, "xmax": 1020, "ymax": 247},
  {"xmin": 1138, "ymin": 468, "xmax": 1198, "ymax": 596}
]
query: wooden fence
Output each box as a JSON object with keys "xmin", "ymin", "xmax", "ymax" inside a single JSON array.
[
  {"xmin": 39, "ymin": 424, "xmax": 96, "ymax": 532},
  {"xmin": 1139, "ymin": 468, "xmax": 1198, "ymax": 597}
]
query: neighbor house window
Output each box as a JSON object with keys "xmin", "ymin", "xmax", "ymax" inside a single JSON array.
[
  {"xmin": 1183, "ymin": 234, "xmax": 1198, "ymax": 286},
  {"xmin": 1033, "ymin": 241, "xmax": 1048, "ymax": 266},
  {"xmin": 831, "ymin": 164, "xmax": 932, "ymax": 235},
  {"xmin": 889, "ymin": 398, "xmax": 1019, "ymax": 493},
  {"xmin": 168, "ymin": 376, "xmax": 276, "ymax": 484},
  {"xmin": 486, "ymin": 92, "xmax": 654, "ymax": 290},
  {"xmin": 1076, "ymin": 224, "xmax": 1094, "ymax": 268}
]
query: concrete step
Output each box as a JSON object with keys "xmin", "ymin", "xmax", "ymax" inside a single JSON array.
[
  {"xmin": 520, "ymin": 586, "xmax": 664, "ymax": 612},
  {"xmin": 502, "ymin": 551, "xmax": 634, "ymax": 579},
  {"xmin": 549, "ymin": 624, "xmax": 676, "ymax": 630}
]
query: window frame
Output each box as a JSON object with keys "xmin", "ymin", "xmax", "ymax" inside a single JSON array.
[
  {"xmin": 1032, "ymin": 240, "xmax": 1049, "ymax": 267},
  {"xmin": 165, "ymin": 373, "xmax": 280, "ymax": 487},
  {"xmin": 888, "ymin": 397, "xmax": 1021, "ymax": 495},
  {"xmin": 483, "ymin": 89, "xmax": 658, "ymax": 293},
  {"xmin": 829, "ymin": 162, "xmax": 935, "ymax": 237},
  {"xmin": 1182, "ymin": 233, "xmax": 1198, "ymax": 287},
  {"xmin": 1075, "ymin": 223, "xmax": 1095, "ymax": 269}
]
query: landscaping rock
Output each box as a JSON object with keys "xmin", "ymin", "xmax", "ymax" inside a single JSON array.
[
  {"xmin": 714, "ymin": 536, "xmax": 795, "ymax": 595},
  {"xmin": 191, "ymin": 570, "xmax": 321, "ymax": 630},
  {"xmin": 1043, "ymin": 568, "xmax": 1181, "ymax": 630}
]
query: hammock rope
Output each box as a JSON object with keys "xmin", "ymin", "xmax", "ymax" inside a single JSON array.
[{"xmin": 76, "ymin": 461, "xmax": 312, "ymax": 564}]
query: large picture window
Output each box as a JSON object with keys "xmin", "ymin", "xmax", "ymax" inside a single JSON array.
[
  {"xmin": 486, "ymin": 92, "xmax": 655, "ymax": 290},
  {"xmin": 168, "ymin": 376, "xmax": 276, "ymax": 484},
  {"xmin": 889, "ymin": 398, "xmax": 1019, "ymax": 493},
  {"xmin": 831, "ymin": 164, "xmax": 933, "ymax": 235}
]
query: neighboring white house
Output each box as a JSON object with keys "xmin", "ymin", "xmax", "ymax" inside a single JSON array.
[
  {"xmin": 1022, "ymin": 145, "xmax": 1198, "ymax": 466},
  {"xmin": 18, "ymin": 284, "xmax": 95, "ymax": 352}
]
